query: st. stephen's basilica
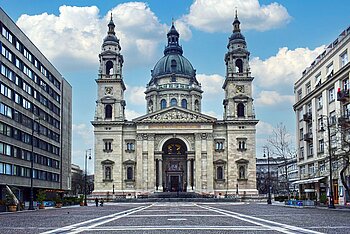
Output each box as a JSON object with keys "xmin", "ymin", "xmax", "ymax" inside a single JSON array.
[{"xmin": 92, "ymin": 13, "xmax": 259, "ymax": 197}]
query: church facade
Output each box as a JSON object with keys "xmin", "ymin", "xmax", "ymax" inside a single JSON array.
[{"xmin": 92, "ymin": 14, "xmax": 258, "ymax": 197}]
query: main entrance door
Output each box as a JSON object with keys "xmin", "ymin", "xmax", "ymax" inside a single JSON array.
[
  {"xmin": 170, "ymin": 175, "xmax": 180, "ymax": 192},
  {"xmin": 161, "ymin": 138, "xmax": 187, "ymax": 192}
]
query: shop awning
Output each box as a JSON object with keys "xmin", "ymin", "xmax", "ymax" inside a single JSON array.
[{"xmin": 291, "ymin": 176, "xmax": 326, "ymax": 185}]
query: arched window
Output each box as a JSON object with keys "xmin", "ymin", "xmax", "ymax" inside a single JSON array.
[
  {"xmin": 171, "ymin": 60, "xmax": 176, "ymax": 66},
  {"xmin": 161, "ymin": 99, "xmax": 167, "ymax": 109},
  {"xmin": 194, "ymin": 100, "xmax": 199, "ymax": 111},
  {"xmin": 239, "ymin": 166, "xmax": 245, "ymax": 179},
  {"xmin": 181, "ymin": 99, "xmax": 187, "ymax": 109},
  {"xmin": 217, "ymin": 166, "xmax": 223, "ymax": 180},
  {"xmin": 171, "ymin": 59, "xmax": 177, "ymax": 71},
  {"xmin": 105, "ymin": 104, "xmax": 112, "ymax": 119},
  {"xmin": 127, "ymin": 167, "xmax": 133, "ymax": 180},
  {"xmin": 148, "ymin": 100, "xmax": 153, "ymax": 112},
  {"xmin": 237, "ymin": 103, "xmax": 244, "ymax": 117},
  {"xmin": 106, "ymin": 61, "xmax": 113, "ymax": 75},
  {"xmin": 171, "ymin": 98, "xmax": 177, "ymax": 106},
  {"xmin": 105, "ymin": 166, "xmax": 112, "ymax": 180},
  {"xmin": 235, "ymin": 59, "xmax": 243, "ymax": 73}
]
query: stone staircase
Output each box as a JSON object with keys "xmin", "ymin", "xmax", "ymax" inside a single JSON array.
[{"xmin": 148, "ymin": 192, "xmax": 200, "ymax": 199}]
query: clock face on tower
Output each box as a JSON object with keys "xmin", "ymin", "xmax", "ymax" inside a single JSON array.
[
  {"xmin": 236, "ymin": 85, "xmax": 244, "ymax": 93},
  {"xmin": 105, "ymin": 87, "xmax": 113, "ymax": 95}
]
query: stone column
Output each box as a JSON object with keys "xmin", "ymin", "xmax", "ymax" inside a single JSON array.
[
  {"xmin": 159, "ymin": 159, "xmax": 163, "ymax": 191},
  {"xmin": 195, "ymin": 133, "xmax": 202, "ymax": 192},
  {"xmin": 206, "ymin": 133, "xmax": 214, "ymax": 193},
  {"xmin": 136, "ymin": 134, "xmax": 143, "ymax": 191},
  {"xmin": 187, "ymin": 159, "xmax": 191, "ymax": 192},
  {"xmin": 148, "ymin": 134, "xmax": 155, "ymax": 192}
]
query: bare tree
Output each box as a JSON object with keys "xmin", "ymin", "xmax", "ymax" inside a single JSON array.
[
  {"xmin": 267, "ymin": 123, "xmax": 296, "ymax": 198},
  {"xmin": 335, "ymin": 118, "xmax": 350, "ymax": 199}
]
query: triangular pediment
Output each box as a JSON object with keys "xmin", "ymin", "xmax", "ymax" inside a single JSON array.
[
  {"xmin": 213, "ymin": 159, "xmax": 227, "ymax": 164},
  {"xmin": 236, "ymin": 158, "xmax": 249, "ymax": 164},
  {"xmin": 123, "ymin": 159, "xmax": 136, "ymax": 165},
  {"xmin": 133, "ymin": 106, "xmax": 217, "ymax": 123},
  {"xmin": 101, "ymin": 159, "xmax": 115, "ymax": 165}
]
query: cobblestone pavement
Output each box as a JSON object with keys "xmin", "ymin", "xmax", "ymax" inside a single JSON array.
[{"xmin": 0, "ymin": 202, "xmax": 349, "ymax": 233}]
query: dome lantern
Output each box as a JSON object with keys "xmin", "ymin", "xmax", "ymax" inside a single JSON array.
[{"xmin": 164, "ymin": 21, "xmax": 183, "ymax": 55}]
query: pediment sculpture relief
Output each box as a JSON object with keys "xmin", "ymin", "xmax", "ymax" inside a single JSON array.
[{"xmin": 142, "ymin": 109, "xmax": 209, "ymax": 122}]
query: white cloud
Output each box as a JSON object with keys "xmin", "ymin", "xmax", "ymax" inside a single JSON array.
[
  {"xmin": 109, "ymin": 2, "xmax": 167, "ymax": 66},
  {"xmin": 256, "ymin": 90, "xmax": 294, "ymax": 107},
  {"xmin": 126, "ymin": 109, "xmax": 144, "ymax": 120},
  {"xmin": 202, "ymin": 110, "xmax": 220, "ymax": 119},
  {"xmin": 72, "ymin": 123, "xmax": 94, "ymax": 147},
  {"xmin": 16, "ymin": 3, "xmax": 167, "ymax": 71},
  {"xmin": 197, "ymin": 74, "xmax": 224, "ymax": 96},
  {"xmin": 251, "ymin": 46, "xmax": 325, "ymax": 89},
  {"xmin": 182, "ymin": 0, "xmax": 291, "ymax": 33},
  {"xmin": 256, "ymin": 121, "xmax": 275, "ymax": 135},
  {"xmin": 174, "ymin": 19, "xmax": 192, "ymax": 41},
  {"xmin": 125, "ymin": 86, "xmax": 146, "ymax": 105},
  {"xmin": 17, "ymin": 6, "xmax": 102, "ymax": 70}
]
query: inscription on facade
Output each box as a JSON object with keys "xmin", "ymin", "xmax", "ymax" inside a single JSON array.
[{"xmin": 150, "ymin": 124, "xmax": 201, "ymax": 129}]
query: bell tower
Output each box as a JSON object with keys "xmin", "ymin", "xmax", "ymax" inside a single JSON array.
[
  {"xmin": 223, "ymin": 12, "xmax": 255, "ymax": 121},
  {"xmin": 95, "ymin": 14, "xmax": 126, "ymax": 122}
]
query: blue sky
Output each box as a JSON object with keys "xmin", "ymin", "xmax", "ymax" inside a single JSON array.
[{"xmin": 1, "ymin": 0, "xmax": 350, "ymax": 173}]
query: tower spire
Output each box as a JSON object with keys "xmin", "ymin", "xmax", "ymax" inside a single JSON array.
[
  {"xmin": 233, "ymin": 8, "xmax": 240, "ymax": 32},
  {"xmin": 108, "ymin": 12, "xmax": 115, "ymax": 35}
]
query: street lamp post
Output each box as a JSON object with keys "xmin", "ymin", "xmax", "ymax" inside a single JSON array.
[
  {"xmin": 29, "ymin": 117, "xmax": 41, "ymax": 210},
  {"xmin": 263, "ymin": 147, "xmax": 272, "ymax": 204},
  {"xmin": 320, "ymin": 116, "xmax": 335, "ymax": 209},
  {"xmin": 84, "ymin": 149, "xmax": 92, "ymax": 206}
]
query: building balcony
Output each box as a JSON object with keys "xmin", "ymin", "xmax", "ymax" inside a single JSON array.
[
  {"xmin": 303, "ymin": 132, "xmax": 313, "ymax": 142},
  {"xmin": 338, "ymin": 115, "xmax": 350, "ymax": 128},
  {"xmin": 303, "ymin": 112, "xmax": 312, "ymax": 122},
  {"xmin": 337, "ymin": 89, "xmax": 349, "ymax": 102}
]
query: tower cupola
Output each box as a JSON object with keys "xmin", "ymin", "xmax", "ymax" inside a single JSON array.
[
  {"xmin": 228, "ymin": 11, "xmax": 246, "ymax": 47},
  {"xmin": 164, "ymin": 21, "xmax": 183, "ymax": 55},
  {"xmin": 103, "ymin": 13, "xmax": 120, "ymax": 47}
]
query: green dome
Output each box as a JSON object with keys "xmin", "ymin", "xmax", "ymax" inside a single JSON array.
[{"xmin": 152, "ymin": 53, "xmax": 195, "ymax": 77}]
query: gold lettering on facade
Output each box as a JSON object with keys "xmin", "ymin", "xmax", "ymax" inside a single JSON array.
[{"xmin": 149, "ymin": 124, "xmax": 201, "ymax": 129}]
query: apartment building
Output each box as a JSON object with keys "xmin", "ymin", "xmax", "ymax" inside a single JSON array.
[
  {"xmin": 0, "ymin": 8, "xmax": 72, "ymax": 203},
  {"xmin": 293, "ymin": 26, "xmax": 350, "ymax": 205}
]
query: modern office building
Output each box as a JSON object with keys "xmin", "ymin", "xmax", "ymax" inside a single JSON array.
[
  {"xmin": 0, "ymin": 8, "xmax": 72, "ymax": 202},
  {"xmin": 92, "ymin": 14, "xmax": 259, "ymax": 197},
  {"xmin": 293, "ymin": 26, "xmax": 350, "ymax": 205}
]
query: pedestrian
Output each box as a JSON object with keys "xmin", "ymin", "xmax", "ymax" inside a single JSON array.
[
  {"xmin": 100, "ymin": 199, "xmax": 104, "ymax": 207},
  {"xmin": 95, "ymin": 197, "xmax": 99, "ymax": 207}
]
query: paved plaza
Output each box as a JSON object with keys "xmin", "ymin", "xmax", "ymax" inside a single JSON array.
[{"xmin": 0, "ymin": 202, "xmax": 349, "ymax": 233}]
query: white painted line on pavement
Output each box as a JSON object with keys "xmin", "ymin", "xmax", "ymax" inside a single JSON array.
[
  {"xmin": 167, "ymin": 218, "xmax": 187, "ymax": 221},
  {"xmin": 69, "ymin": 204, "xmax": 154, "ymax": 234},
  {"xmin": 197, "ymin": 204, "xmax": 324, "ymax": 234},
  {"xmin": 126, "ymin": 214, "xmax": 225, "ymax": 217},
  {"xmin": 74, "ymin": 225, "xmax": 271, "ymax": 231},
  {"xmin": 196, "ymin": 204, "xmax": 294, "ymax": 234},
  {"xmin": 40, "ymin": 205, "xmax": 151, "ymax": 234}
]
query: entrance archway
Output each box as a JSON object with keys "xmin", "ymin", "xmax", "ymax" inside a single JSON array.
[{"xmin": 162, "ymin": 138, "xmax": 187, "ymax": 192}]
